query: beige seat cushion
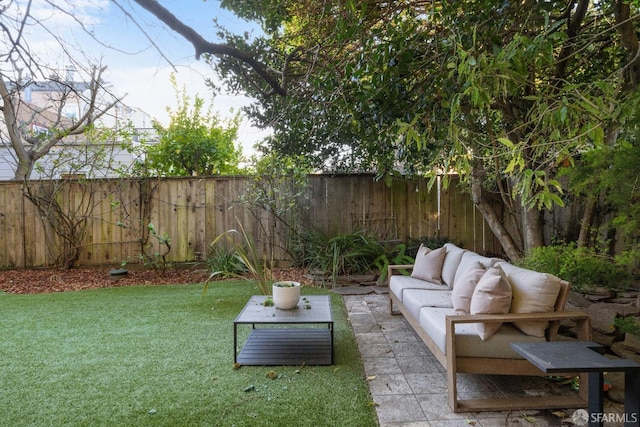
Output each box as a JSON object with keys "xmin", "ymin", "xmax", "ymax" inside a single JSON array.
[
  {"xmin": 469, "ymin": 266, "xmax": 512, "ymax": 340},
  {"xmin": 497, "ymin": 262, "xmax": 562, "ymax": 337},
  {"xmin": 390, "ymin": 276, "xmax": 450, "ymax": 302},
  {"xmin": 419, "ymin": 307, "xmax": 545, "ymax": 358},
  {"xmin": 402, "ymin": 289, "xmax": 453, "ymax": 319},
  {"xmin": 411, "ymin": 245, "xmax": 446, "ymax": 284}
]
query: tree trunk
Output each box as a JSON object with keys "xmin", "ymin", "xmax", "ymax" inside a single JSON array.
[
  {"xmin": 577, "ymin": 197, "xmax": 597, "ymax": 248},
  {"xmin": 13, "ymin": 159, "xmax": 34, "ymax": 182},
  {"xmin": 469, "ymin": 169, "xmax": 523, "ymax": 260},
  {"xmin": 522, "ymin": 206, "xmax": 545, "ymax": 253}
]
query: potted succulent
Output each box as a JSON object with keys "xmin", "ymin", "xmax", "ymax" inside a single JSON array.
[{"xmin": 272, "ymin": 281, "xmax": 301, "ymax": 310}]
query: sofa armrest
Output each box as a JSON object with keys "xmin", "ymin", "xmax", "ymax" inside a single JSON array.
[
  {"xmin": 387, "ymin": 264, "xmax": 414, "ymax": 280},
  {"xmin": 445, "ymin": 310, "xmax": 591, "ymax": 341}
]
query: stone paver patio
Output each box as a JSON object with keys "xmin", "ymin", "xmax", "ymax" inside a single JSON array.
[{"xmin": 343, "ymin": 293, "xmax": 626, "ymax": 427}]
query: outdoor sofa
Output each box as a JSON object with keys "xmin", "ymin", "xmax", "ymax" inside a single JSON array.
[{"xmin": 388, "ymin": 242, "xmax": 592, "ymax": 412}]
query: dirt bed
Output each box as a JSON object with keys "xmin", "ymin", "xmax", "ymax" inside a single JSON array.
[{"xmin": 0, "ymin": 267, "xmax": 312, "ymax": 294}]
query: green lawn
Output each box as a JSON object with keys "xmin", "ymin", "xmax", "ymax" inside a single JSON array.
[{"xmin": 0, "ymin": 281, "xmax": 378, "ymax": 427}]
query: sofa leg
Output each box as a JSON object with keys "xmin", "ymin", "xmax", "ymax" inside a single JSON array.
[
  {"xmin": 447, "ymin": 363, "xmax": 459, "ymax": 412},
  {"xmin": 389, "ymin": 297, "xmax": 401, "ymax": 315}
]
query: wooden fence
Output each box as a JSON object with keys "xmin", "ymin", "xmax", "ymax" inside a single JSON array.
[{"xmin": 0, "ymin": 174, "xmax": 501, "ymax": 268}]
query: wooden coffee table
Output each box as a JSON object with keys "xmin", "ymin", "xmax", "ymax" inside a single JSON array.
[{"xmin": 233, "ymin": 295, "xmax": 334, "ymax": 366}]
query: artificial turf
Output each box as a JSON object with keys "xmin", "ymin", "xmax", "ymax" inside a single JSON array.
[{"xmin": 0, "ymin": 281, "xmax": 378, "ymax": 426}]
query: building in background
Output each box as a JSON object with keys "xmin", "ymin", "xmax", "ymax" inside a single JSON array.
[{"xmin": 0, "ymin": 67, "xmax": 158, "ymax": 180}]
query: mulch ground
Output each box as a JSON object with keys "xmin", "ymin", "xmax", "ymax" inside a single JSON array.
[{"xmin": 0, "ymin": 267, "xmax": 312, "ymax": 294}]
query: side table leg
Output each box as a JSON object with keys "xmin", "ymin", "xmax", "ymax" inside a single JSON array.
[
  {"xmin": 233, "ymin": 323, "xmax": 238, "ymax": 364},
  {"xmin": 624, "ymin": 371, "xmax": 640, "ymax": 427},
  {"xmin": 588, "ymin": 372, "xmax": 603, "ymax": 427}
]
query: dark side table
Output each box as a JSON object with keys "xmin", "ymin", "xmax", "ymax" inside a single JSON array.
[
  {"xmin": 234, "ymin": 295, "xmax": 334, "ymax": 366},
  {"xmin": 511, "ymin": 341, "xmax": 640, "ymax": 427}
]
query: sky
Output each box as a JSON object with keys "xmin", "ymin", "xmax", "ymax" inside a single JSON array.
[{"xmin": 12, "ymin": 0, "xmax": 270, "ymax": 156}]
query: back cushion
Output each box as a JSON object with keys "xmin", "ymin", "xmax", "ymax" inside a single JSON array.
[
  {"xmin": 441, "ymin": 243, "xmax": 467, "ymax": 287},
  {"xmin": 450, "ymin": 262, "xmax": 485, "ymax": 314},
  {"xmin": 411, "ymin": 245, "xmax": 447, "ymax": 284},
  {"xmin": 497, "ymin": 262, "xmax": 562, "ymax": 337},
  {"xmin": 470, "ymin": 266, "xmax": 512, "ymax": 340},
  {"xmin": 452, "ymin": 252, "xmax": 500, "ymax": 289}
]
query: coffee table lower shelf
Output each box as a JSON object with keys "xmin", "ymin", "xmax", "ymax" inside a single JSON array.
[{"xmin": 236, "ymin": 328, "xmax": 333, "ymax": 366}]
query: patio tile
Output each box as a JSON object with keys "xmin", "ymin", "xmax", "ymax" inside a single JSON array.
[
  {"xmin": 379, "ymin": 421, "xmax": 433, "ymax": 427},
  {"xmin": 358, "ymin": 342, "xmax": 394, "ymax": 358},
  {"xmin": 385, "ymin": 329, "xmax": 420, "ymax": 343},
  {"xmin": 363, "ymin": 357, "xmax": 403, "ymax": 375},
  {"xmin": 368, "ymin": 373, "xmax": 414, "ymax": 395},
  {"xmin": 396, "ymin": 355, "xmax": 445, "ymax": 374},
  {"xmin": 355, "ymin": 331, "xmax": 389, "ymax": 346},
  {"xmin": 415, "ymin": 393, "xmax": 471, "ymax": 421},
  {"xmin": 388, "ymin": 341, "xmax": 431, "ymax": 358},
  {"xmin": 373, "ymin": 394, "xmax": 428, "ymax": 424},
  {"xmin": 405, "ymin": 372, "xmax": 447, "ymax": 394}
]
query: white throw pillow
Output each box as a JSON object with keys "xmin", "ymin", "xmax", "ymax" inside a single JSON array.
[
  {"xmin": 470, "ymin": 266, "xmax": 512, "ymax": 340},
  {"xmin": 411, "ymin": 245, "xmax": 446, "ymax": 284},
  {"xmin": 450, "ymin": 262, "xmax": 485, "ymax": 314}
]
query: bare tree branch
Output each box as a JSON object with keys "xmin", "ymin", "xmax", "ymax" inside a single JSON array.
[{"xmin": 129, "ymin": 0, "xmax": 287, "ymax": 96}]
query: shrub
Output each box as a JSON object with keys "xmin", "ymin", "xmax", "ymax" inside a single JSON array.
[
  {"xmin": 296, "ymin": 230, "xmax": 412, "ymax": 285},
  {"xmin": 518, "ymin": 243, "xmax": 633, "ymax": 291},
  {"xmin": 205, "ymin": 244, "xmax": 247, "ymax": 278},
  {"xmin": 614, "ymin": 316, "xmax": 640, "ymax": 336}
]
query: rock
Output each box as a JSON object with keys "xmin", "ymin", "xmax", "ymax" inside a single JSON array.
[
  {"xmin": 607, "ymin": 297, "xmax": 638, "ymax": 304},
  {"xmin": 332, "ymin": 286, "xmax": 374, "ymax": 295},
  {"xmin": 591, "ymin": 330, "xmax": 620, "ymax": 348},
  {"xmin": 582, "ymin": 286, "xmax": 616, "ymax": 298},
  {"xmin": 585, "ymin": 294, "xmax": 612, "ymax": 302},
  {"xmin": 604, "ymin": 371, "xmax": 626, "ymax": 404},
  {"xmin": 618, "ymin": 290, "xmax": 640, "ymax": 299},
  {"xmin": 567, "ymin": 291, "xmax": 592, "ymax": 309},
  {"xmin": 610, "ymin": 342, "xmax": 640, "ymax": 364},
  {"xmin": 590, "ymin": 302, "xmax": 640, "ymax": 317},
  {"xmin": 622, "ymin": 333, "xmax": 640, "ymax": 353},
  {"xmin": 335, "ymin": 274, "xmax": 377, "ymax": 284},
  {"xmin": 586, "ymin": 305, "xmax": 619, "ymax": 334}
]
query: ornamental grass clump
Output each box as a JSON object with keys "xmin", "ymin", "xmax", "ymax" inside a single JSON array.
[{"xmin": 203, "ymin": 221, "xmax": 273, "ymax": 296}]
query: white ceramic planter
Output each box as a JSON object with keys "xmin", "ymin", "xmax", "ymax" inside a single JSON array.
[{"xmin": 272, "ymin": 281, "xmax": 301, "ymax": 310}]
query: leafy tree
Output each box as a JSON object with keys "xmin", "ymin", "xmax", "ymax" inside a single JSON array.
[
  {"xmin": 198, "ymin": 0, "xmax": 640, "ymax": 260},
  {"xmin": 127, "ymin": 1, "xmax": 640, "ymax": 259},
  {"xmin": 145, "ymin": 76, "xmax": 243, "ymax": 177}
]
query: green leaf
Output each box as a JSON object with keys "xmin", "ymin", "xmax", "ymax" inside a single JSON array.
[{"xmin": 498, "ymin": 138, "xmax": 515, "ymax": 148}]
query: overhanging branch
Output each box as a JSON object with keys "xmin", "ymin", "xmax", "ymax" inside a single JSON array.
[{"xmin": 129, "ymin": 0, "xmax": 287, "ymax": 97}]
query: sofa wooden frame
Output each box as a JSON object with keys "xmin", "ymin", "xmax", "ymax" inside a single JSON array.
[{"xmin": 388, "ymin": 264, "xmax": 592, "ymax": 413}]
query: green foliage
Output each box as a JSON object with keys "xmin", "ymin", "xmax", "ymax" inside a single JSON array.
[
  {"xmin": 518, "ymin": 243, "xmax": 633, "ymax": 291},
  {"xmin": 296, "ymin": 230, "xmax": 418, "ymax": 285},
  {"xmin": 614, "ymin": 317, "xmax": 640, "ymax": 336},
  {"xmin": 145, "ymin": 74, "xmax": 243, "ymax": 177},
  {"xmin": 203, "ymin": 222, "xmax": 273, "ymax": 296},
  {"xmin": 240, "ymin": 152, "xmax": 313, "ymax": 261},
  {"xmin": 563, "ymin": 133, "xmax": 640, "ymax": 248},
  {"xmin": 374, "ymin": 242, "xmax": 414, "ymax": 284},
  {"xmin": 296, "ymin": 230, "xmax": 381, "ymax": 282},
  {"xmin": 213, "ymin": 0, "xmax": 640, "ymax": 258},
  {"xmin": 205, "ymin": 243, "xmax": 247, "ymax": 278}
]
